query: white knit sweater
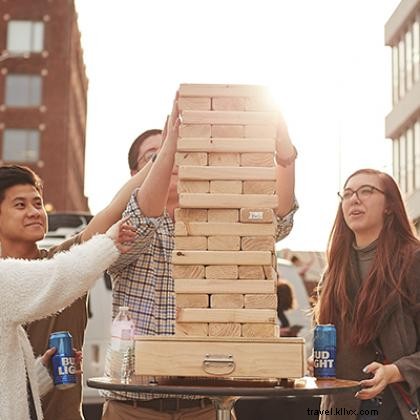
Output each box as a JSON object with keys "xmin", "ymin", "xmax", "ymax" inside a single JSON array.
[{"xmin": 0, "ymin": 235, "xmax": 119, "ymax": 420}]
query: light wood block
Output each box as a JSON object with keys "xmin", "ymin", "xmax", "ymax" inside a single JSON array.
[
  {"xmin": 135, "ymin": 335, "xmax": 305, "ymax": 378},
  {"xmin": 174, "ymin": 279, "xmax": 276, "ymax": 294},
  {"xmin": 210, "ymin": 180, "xmax": 242, "ymax": 194},
  {"xmin": 207, "ymin": 235, "xmax": 240, "ymax": 251},
  {"xmin": 245, "ymin": 96, "xmax": 277, "ymax": 111},
  {"xmin": 174, "ymin": 222, "xmax": 276, "ymax": 236},
  {"xmin": 179, "ymin": 124, "xmax": 211, "ymax": 138},
  {"xmin": 174, "ymin": 236, "xmax": 208, "ymax": 250},
  {"xmin": 211, "ymin": 125, "xmax": 244, "ymax": 138},
  {"xmin": 242, "ymin": 324, "xmax": 278, "ymax": 338},
  {"xmin": 210, "ymin": 294, "xmax": 244, "ymax": 309},
  {"xmin": 178, "ymin": 308, "xmax": 277, "ymax": 323},
  {"xmin": 208, "ymin": 209, "xmax": 238, "ymax": 223},
  {"xmin": 179, "ymin": 193, "xmax": 278, "ymax": 209},
  {"xmin": 264, "ymin": 265, "xmax": 277, "ymax": 280},
  {"xmin": 243, "ymin": 181, "xmax": 276, "ymax": 195},
  {"xmin": 172, "ymin": 250, "xmax": 272, "ymax": 265},
  {"xmin": 240, "ymin": 153, "xmax": 274, "ymax": 167},
  {"xmin": 241, "ymin": 236, "xmax": 275, "ymax": 251},
  {"xmin": 177, "ymin": 138, "xmax": 275, "ymax": 153},
  {"xmin": 175, "ymin": 152, "xmax": 208, "ymax": 166},
  {"xmin": 212, "ymin": 97, "xmax": 246, "ymax": 111},
  {"xmin": 179, "ymin": 83, "xmax": 269, "ymax": 98},
  {"xmin": 181, "ymin": 111, "xmax": 278, "ymax": 125},
  {"xmin": 175, "ymin": 208, "xmax": 208, "ymax": 223},
  {"xmin": 209, "ymin": 323, "xmax": 242, "ymax": 336},
  {"xmin": 175, "ymin": 323, "xmax": 209, "ymax": 336},
  {"xmin": 244, "ymin": 294, "xmax": 277, "ymax": 309},
  {"xmin": 178, "ymin": 180, "xmax": 210, "ymax": 194},
  {"xmin": 244, "ymin": 124, "xmax": 277, "ymax": 138},
  {"xmin": 178, "ymin": 97, "xmax": 211, "ymax": 111},
  {"xmin": 172, "ymin": 265, "xmax": 205, "ymax": 279},
  {"xmin": 238, "ymin": 265, "xmax": 266, "ymax": 279},
  {"xmin": 174, "ymin": 222, "xmax": 188, "ymax": 236},
  {"xmin": 208, "ymin": 153, "xmax": 240, "ymax": 166},
  {"xmin": 205, "ymin": 265, "xmax": 238, "ymax": 279},
  {"xmin": 178, "ymin": 166, "xmax": 276, "ymax": 181},
  {"xmin": 240, "ymin": 208, "xmax": 274, "ymax": 223},
  {"xmin": 176, "ymin": 294, "xmax": 209, "ymax": 308}
]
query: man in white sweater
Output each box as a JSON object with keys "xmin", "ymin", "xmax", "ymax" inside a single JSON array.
[
  {"xmin": 0, "ymin": 164, "xmax": 153, "ymax": 420},
  {"xmin": 0, "ymin": 217, "xmax": 135, "ymax": 420}
]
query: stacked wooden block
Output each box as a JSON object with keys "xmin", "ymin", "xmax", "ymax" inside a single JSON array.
[{"xmin": 173, "ymin": 84, "xmax": 280, "ymax": 339}]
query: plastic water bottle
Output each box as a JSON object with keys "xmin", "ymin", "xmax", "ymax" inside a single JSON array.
[{"xmin": 111, "ymin": 306, "xmax": 135, "ymax": 381}]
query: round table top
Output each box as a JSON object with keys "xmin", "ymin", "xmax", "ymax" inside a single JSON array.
[{"xmin": 88, "ymin": 376, "xmax": 361, "ymax": 398}]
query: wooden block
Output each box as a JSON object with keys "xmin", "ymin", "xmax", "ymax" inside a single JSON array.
[
  {"xmin": 177, "ymin": 138, "xmax": 275, "ymax": 153},
  {"xmin": 178, "ymin": 97, "xmax": 211, "ymax": 111},
  {"xmin": 212, "ymin": 97, "xmax": 246, "ymax": 111},
  {"xmin": 179, "ymin": 193, "xmax": 278, "ymax": 209},
  {"xmin": 263, "ymin": 266, "xmax": 277, "ymax": 280},
  {"xmin": 241, "ymin": 236, "xmax": 275, "ymax": 251},
  {"xmin": 208, "ymin": 209, "xmax": 238, "ymax": 223},
  {"xmin": 172, "ymin": 250, "xmax": 272, "ymax": 266},
  {"xmin": 179, "ymin": 124, "xmax": 211, "ymax": 138},
  {"xmin": 210, "ymin": 294, "xmax": 244, "ymax": 309},
  {"xmin": 174, "ymin": 222, "xmax": 275, "ymax": 236},
  {"xmin": 240, "ymin": 208, "xmax": 274, "ymax": 224},
  {"xmin": 245, "ymin": 124, "xmax": 277, "ymax": 138},
  {"xmin": 210, "ymin": 180, "xmax": 242, "ymax": 194},
  {"xmin": 240, "ymin": 153, "xmax": 274, "ymax": 167},
  {"xmin": 177, "ymin": 308, "xmax": 277, "ymax": 323},
  {"xmin": 179, "ymin": 84, "xmax": 269, "ymax": 98},
  {"xmin": 211, "ymin": 125, "xmax": 244, "ymax": 138},
  {"xmin": 175, "ymin": 208, "xmax": 208, "ymax": 223},
  {"xmin": 178, "ymin": 180, "xmax": 210, "ymax": 194},
  {"xmin": 175, "ymin": 152, "xmax": 207, "ymax": 166},
  {"xmin": 174, "ymin": 222, "xmax": 188, "ymax": 236},
  {"xmin": 175, "ymin": 323, "xmax": 209, "ymax": 336},
  {"xmin": 242, "ymin": 323, "xmax": 278, "ymax": 338},
  {"xmin": 176, "ymin": 294, "xmax": 209, "ymax": 308},
  {"xmin": 208, "ymin": 153, "xmax": 240, "ymax": 166},
  {"xmin": 181, "ymin": 110, "xmax": 278, "ymax": 125},
  {"xmin": 238, "ymin": 265, "xmax": 266, "ymax": 279},
  {"xmin": 174, "ymin": 236, "xmax": 208, "ymax": 250},
  {"xmin": 243, "ymin": 181, "xmax": 275, "ymax": 195},
  {"xmin": 209, "ymin": 323, "xmax": 242, "ymax": 336},
  {"xmin": 172, "ymin": 265, "xmax": 205, "ymax": 279},
  {"xmin": 245, "ymin": 95, "xmax": 277, "ymax": 111},
  {"xmin": 244, "ymin": 294, "xmax": 277, "ymax": 309},
  {"xmin": 175, "ymin": 279, "xmax": 276, "ymax": 294},
  {"xmin": 179, "ymin": 166, "xmax": 276, "ymax": 181},
  {"xmin": 207, "ymin": 235, "xmax": 240, "ymax": 251},
  {"xmin": 205, "ymin": 265, "xmax": 238, "ymax": 279}
]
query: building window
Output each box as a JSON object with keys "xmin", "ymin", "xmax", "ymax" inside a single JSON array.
[
  {"xmin": 415, "ymin": 120, "xmax": 420, "ymax": 189},
  {"xmin": 393, "ymin": 138, "xmax": 400, "ymax": 184},
  {"xmin": 2, "ymin": 129, "xmax": 40, "ymax": 162},
  {"xmin": 412, "ymin": 18, "xmax": 420, "ymax": 83},
  {"xmin": 5, "ymin": 74, "xmax": 42, "ymax": 107},
  {"xmin": 392, "ymin": 45, "xmax": 399, "ymax": 105},
  {"xmin": 399, "ymin": 133, "xmax": 407, "ymax": 194},
  {"xmin": 405, "ymin": 30, "xmax": 413, "ymax": 91},
  {"xmin": 406, "ymin": 126, "xmax": 414, "ymax": 194},
  {"xmin": 398, "ymin": 38, "xmax": 406, "ymax": 99},
  {"xmin": 6, "ymin": 20, "xmax": 44, "ymax": 53}
]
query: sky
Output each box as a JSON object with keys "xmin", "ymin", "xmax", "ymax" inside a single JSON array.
[{"xmin": 74, "ymin": 0, "xmax": 400, "ymax": 252}]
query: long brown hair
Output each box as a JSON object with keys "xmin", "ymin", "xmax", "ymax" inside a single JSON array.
[{"xmin": 315, "ymin": 169, "xmax": 419, "ymax": 346}]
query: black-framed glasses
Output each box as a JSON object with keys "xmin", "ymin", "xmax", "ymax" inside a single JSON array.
[{"xmin": 337, "ymin": 184, "xmax": 385, "ymax": 202}]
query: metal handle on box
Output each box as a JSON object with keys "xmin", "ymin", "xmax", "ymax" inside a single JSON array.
[{"xmin": 202, "ymin": 354, "xmax": 236, "ymax": 376}]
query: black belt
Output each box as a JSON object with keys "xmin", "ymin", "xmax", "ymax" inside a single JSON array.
[{"xmin": 116, "ymin": 397, "xmax": 212, "ymax": 412}]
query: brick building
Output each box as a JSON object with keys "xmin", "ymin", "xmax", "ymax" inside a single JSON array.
[{"xmin": 0, "ymin": 0, "xmax": 89, "ymax": 211}]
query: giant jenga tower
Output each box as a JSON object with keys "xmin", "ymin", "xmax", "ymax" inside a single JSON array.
[{"xmin": 173, "ymin": 83, "xmax": 279, "ymax": 339}]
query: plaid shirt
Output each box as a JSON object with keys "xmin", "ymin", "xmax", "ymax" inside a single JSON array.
[{"xmin": 103, "ymin": 191, "xmax": 297, "ymax": 401}]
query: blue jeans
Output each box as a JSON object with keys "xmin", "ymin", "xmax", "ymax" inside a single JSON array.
[{"xmin": 357, "ymin": 399, "xmax": 381, "ymax": 420}]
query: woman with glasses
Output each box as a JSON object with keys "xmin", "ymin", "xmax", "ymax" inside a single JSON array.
[{"xmin": 313, "ymin": 168, "xmax": 420, "ymax": 420}]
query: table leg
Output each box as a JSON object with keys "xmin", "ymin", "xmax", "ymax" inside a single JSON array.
[{"xmin": 211, "ymin": 396, "xmax": 238, "ymax": 420}]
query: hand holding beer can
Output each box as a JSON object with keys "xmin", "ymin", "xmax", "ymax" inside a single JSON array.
[
  {"xmin": 48, "ymin": 331, "xmax": 77, "ymax": 389},
  {"xmin": 313, "ymin": 324, "xmax": 336, "ymax": 378}
]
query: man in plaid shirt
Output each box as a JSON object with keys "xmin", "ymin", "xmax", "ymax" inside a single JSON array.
[{"xmin": 101, "ymin": 99, "xmax": 298, "ymax": 420}]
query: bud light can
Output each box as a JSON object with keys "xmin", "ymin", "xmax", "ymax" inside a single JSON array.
[
  {"xmin": 48, "ymin": 331, "xmax": 77, "ymax": 389},
  {"xmin": 313, "ymin": 324, "xmax": 336, "ymax": 378}
]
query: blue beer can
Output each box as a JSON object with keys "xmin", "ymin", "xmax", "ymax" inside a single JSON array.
[
  {"xmin": 313, "ymin": 324, "xmax": 336, "ymax": 378},
  {"xmin": 48, "ymin": 331, "xmax": 77, "ymax": 389}
]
